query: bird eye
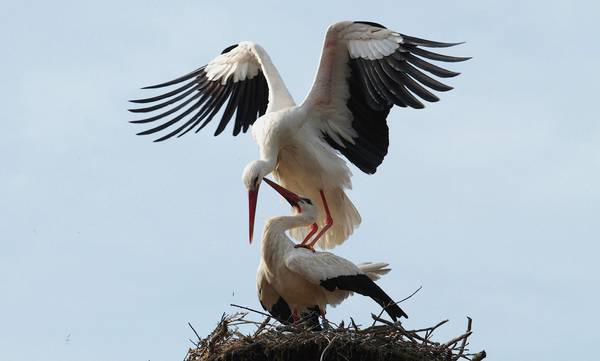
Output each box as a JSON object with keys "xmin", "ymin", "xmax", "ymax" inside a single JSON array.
[{"xmin": 302, "ymin": 198, "xmax": 312, "ymax": 205}]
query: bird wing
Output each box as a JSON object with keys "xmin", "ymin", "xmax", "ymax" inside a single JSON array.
[
  {"xmin": 285, "ymin": 250, "xmax": 362, "ymax": 286},
  {"xmin": 300, "ymin": 21, "xmax": 469, "ymax": 174},
  {"xmin": 286, "ymin": 250, "xmax": 407, "ymax": 320},
  {"xmin": 129, "ymin": 42, "xmax": 289, "ymax": 141}
]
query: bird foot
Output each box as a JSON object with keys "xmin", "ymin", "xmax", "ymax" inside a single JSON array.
[{"xmin": 294, "ymin": 244, "xmax": 315, "ymax": 252}]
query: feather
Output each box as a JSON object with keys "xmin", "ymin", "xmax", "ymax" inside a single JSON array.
[
  {"xmin": 130, "ymin": 92, "xmax": 202, "ymax": 124},
  {"xmin": 129, "ymin": 79, "xmax": 199, "ymax": 104},
  {"xmin": 409, "ymin": 46, "xmax": 471, "ymax": 63},
  {"xmin": 128, "ymin": 84, "xmax": 200, "ymax": 113},
  {"xmin": 141, "ymin": 67, "xmax": 204, "ymax": 89},
  {"xmin": 400, "ymin": 34, "xmax": 464, "ymax": 48}
]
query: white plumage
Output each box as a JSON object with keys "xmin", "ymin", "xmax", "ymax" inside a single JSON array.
[
  {"xmin": 256, "ymin": 258, "xmax": 392, "ymax": 326},
  {"xmin": 255, "ymin": 178, "xmax": 407, "ymax": 323},
  {"xmin": 130, "ymin": 21, "xmax": 468, "ymax": 249}
]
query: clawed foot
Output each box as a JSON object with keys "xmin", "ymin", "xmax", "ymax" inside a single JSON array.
[{"xmin": 294, "ymin": 244, "xmax": 315, "ymax": 252}]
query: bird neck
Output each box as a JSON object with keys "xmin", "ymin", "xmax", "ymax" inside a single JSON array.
[
  {"xmin": 261, "ymin": 212, "xmax": 314, "ymax": 253},
  {"xmin": 252, "ymin": 44, "xmax": 295, "ymax": 112}
]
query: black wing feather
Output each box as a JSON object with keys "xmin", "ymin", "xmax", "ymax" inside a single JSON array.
[
  {"xmin": 129, "ymin": 79, "xmax": 199, "ymax": 104},
  {"xmin": 128, "ymin": 83, "xmax": 201, "ymax": 113},
  {"xmin": 320, "ymin": 274, "xmax": 408, "ymax": 321},
  {"xmin": 128, "ymin": 49, "xmax": 269, "ymax": 141},
  {"xmin": 326, "ymin": 27, "xmax": 468, "ymax": 174},
  {"xmin": 141, "ymin": 67, "xmax": 204, "ymax": 89}
]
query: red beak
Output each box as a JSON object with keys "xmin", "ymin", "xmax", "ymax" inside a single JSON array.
[
  {"xmin": 263, "ymin": 178, "xmax": 302, "ymax": 207},
  {"xmin": 248, "ymin": 186, "xmax": 259, "ymax": 244}
]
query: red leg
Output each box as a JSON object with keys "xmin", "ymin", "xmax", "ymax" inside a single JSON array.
[
  {"xmin": 301, "ymin": 223, "xmax": 319, "ymax": 244},
  {"xmin": 295, "ymin": 222, "xmax": 319, "ymax": 251},
  {"xmin": 306, "ymin": 190, "xmax": 333, "ymax": 249},
  {"xmin": 292, "ymin": 309, "xmax": 300, "ymax": 325}
]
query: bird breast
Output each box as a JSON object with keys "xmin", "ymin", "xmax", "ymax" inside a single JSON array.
[{"xmin": 269, "ymin": 264, "xmax": 326, "ymax": 307}]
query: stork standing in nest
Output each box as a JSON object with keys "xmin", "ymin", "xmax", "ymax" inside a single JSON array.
[
  {"xmin": 256, "ymin": 178, "xmax": 408, "ymax": 324},
  {"xmin": 129, "ymin": 21, "xmax": 468, "ymax": 249}
]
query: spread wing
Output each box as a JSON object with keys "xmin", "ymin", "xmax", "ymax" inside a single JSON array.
[
  {"xmin": 301, "ymin": 21, "xmax": 470, "ymax": 173},
  {"xmin": 129, "ymin": 42, "xmax": 276, "ymax": 142}
]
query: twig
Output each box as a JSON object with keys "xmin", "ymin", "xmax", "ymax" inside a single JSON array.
[
  {"xmin": 350, "ymin": 317, "xmax": 359, "ymax": 331},
  {"xmin": 370, "ymin": 314, "xmax": 417, "ymax": 343},
  {"xmin": 453, "ymin": 317, "xmax": 472, "ymax": 361},
  {"xmin": 409, "ymin": 319, "xmax": 449, "ymax": 333},
  {"xmin": 230, "ymin": 303, "xmax": 272, "ymax": 318},
  {"xmin": 443, "ymin": 331, "xmax": 473, "ymax": 348},
  {"xmin": 188, "ymin": 322, "xmax": 201, "ymax": 342},
  {"xmin": 371, "ymin": 285, "xmax": 422, "ymax": 326},
  {"xmin": 397, "ymin": 285, "xmax": 423, "ymax": 304},
  {"xmin": 319, "ymin": 335, "xmax": 339, "ymax": 361},
  {"xmin": 370, "ymin": 313, "xmax": 395, "ymax": 327},
  {"xmin": 254, "ymin": 316, "xmax": 271, "ymax": 336}
]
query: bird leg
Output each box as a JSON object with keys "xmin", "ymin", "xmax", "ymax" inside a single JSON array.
[
  {"xmin": 294, "ymin": 223, "xmax": 318, "ymax": 249},
  {"xmin": 305, "ymin": 190, "xmax": 333, "ymax": 249},
  {"xmin": 292, "ymin": 309, "xmax": 300, "ymax": 325},
  {"xmin": 319, "ymin": 307, "xmax": 330, "ymax": 329}
]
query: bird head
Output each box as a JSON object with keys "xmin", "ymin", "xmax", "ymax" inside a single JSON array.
[
  {"xmin": 263, "ymin": 178, "xmax": 316, "ymax": 218},
  {"xmin": 242, "ymin": 160, "xmax": 271, "ymax": 243}
]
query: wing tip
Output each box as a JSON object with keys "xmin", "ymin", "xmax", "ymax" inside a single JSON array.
[{"xmin": 221, "ymin": 44, "xmax": 239, "ymax": 54}]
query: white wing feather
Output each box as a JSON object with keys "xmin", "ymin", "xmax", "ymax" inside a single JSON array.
[
  {"xmin": 204, "ymin": 42, "xmax": 294, "ymax": 112},
  {"xmin": 284, "ymin": 249, "xmax": 363, "ymax": 285},
  {"xmin": 299, "ymin": 21, "xmax": 403, "ymax": 147}
]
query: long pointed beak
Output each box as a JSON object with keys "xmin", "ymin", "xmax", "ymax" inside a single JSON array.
[
  {"xmin": 248, "ymin": 186, "xmax": 259, "ymax": 244},
  {"xmin": 263, "ymin": 178, "xmax": 301, "ymax": 207}
]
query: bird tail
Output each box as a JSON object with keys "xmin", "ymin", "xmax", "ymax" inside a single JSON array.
[
  {"xmin": 357, "ymin": 262, "xmax": 391, "ymax": 281},
  {"xmin": 320, "ymin": 274, "xmax": 408, "ymax": 321}
]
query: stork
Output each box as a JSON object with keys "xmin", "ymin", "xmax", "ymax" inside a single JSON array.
[
  {"xmin": 129, "ymin": 21, "xmax": 469, "ymax": 249},
  {"xmin": 256, "ymin": 177, "xmax": 408, "ymax": 323},
  {"xmin": 258, "ymin": 258, "xmax": 393, "ymax": 327}
]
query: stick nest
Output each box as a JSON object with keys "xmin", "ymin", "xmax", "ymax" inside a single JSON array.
[{"xmin": 184, "ymin": 305, "xmax": 486, "ymax": 361}]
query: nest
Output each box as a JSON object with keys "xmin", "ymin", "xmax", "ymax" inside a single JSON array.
[{"xmin": 184, "ymin": 305, "xmax": 486, "ymax": 361}]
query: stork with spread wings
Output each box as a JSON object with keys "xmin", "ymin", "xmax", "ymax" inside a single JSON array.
[{"xmin": 129, "ymin": 21, "xmax": 469, "ymax": 250}]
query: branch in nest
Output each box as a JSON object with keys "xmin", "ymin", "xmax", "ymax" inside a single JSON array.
[{"xmin": 185, "ymin": 308, "xmax": 486, "ymax": 361}]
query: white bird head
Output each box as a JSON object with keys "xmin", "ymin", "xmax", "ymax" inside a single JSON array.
[
  {"xmin": 263, "ymin": 178, "xmax": 317, "ymax": 221},
  {"xmin": 242, "ymin": 160, "xmax": 273, "ymax": 243}
]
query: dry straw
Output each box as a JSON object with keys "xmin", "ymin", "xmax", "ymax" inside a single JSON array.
[{"xmin": 184, "ymin": 304, "xmax": 486, "ymax": 361}]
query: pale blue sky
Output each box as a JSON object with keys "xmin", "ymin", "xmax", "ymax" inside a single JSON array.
[{"xmin": 1, "ymin": 1, "xmax": 599, "ymax": 360}]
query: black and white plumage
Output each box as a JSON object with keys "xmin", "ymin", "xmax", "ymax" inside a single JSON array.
[
  {"xmin": 256, "ymin": 178, "xmax": 408, "ymax": 322},
  {"xmin": 258, "ymin": 258, "xmax": 394, "ymax": 327},
  {"xmin": 129, "ymin": 21, "xmax": 469, "ymax": 249},
  {"xmin": 129, "ymin": 43, "xmax": 271, "ymax": 141},
  {"xmin": 257, "ymin": 270, "xmax": 322, "ymax": 329}
]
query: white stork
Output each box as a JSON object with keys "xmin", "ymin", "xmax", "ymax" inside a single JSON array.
[
  {"xmin": 129, "ymin": 21, "xmax": 469, "ymax": 249},
  {"xmin": 258, "ymin": 257, "xmax": 393, "ymax": 327},
  {"xmin": 255, "ymin": 177, "xmax": 408, "ymax": 323}
]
